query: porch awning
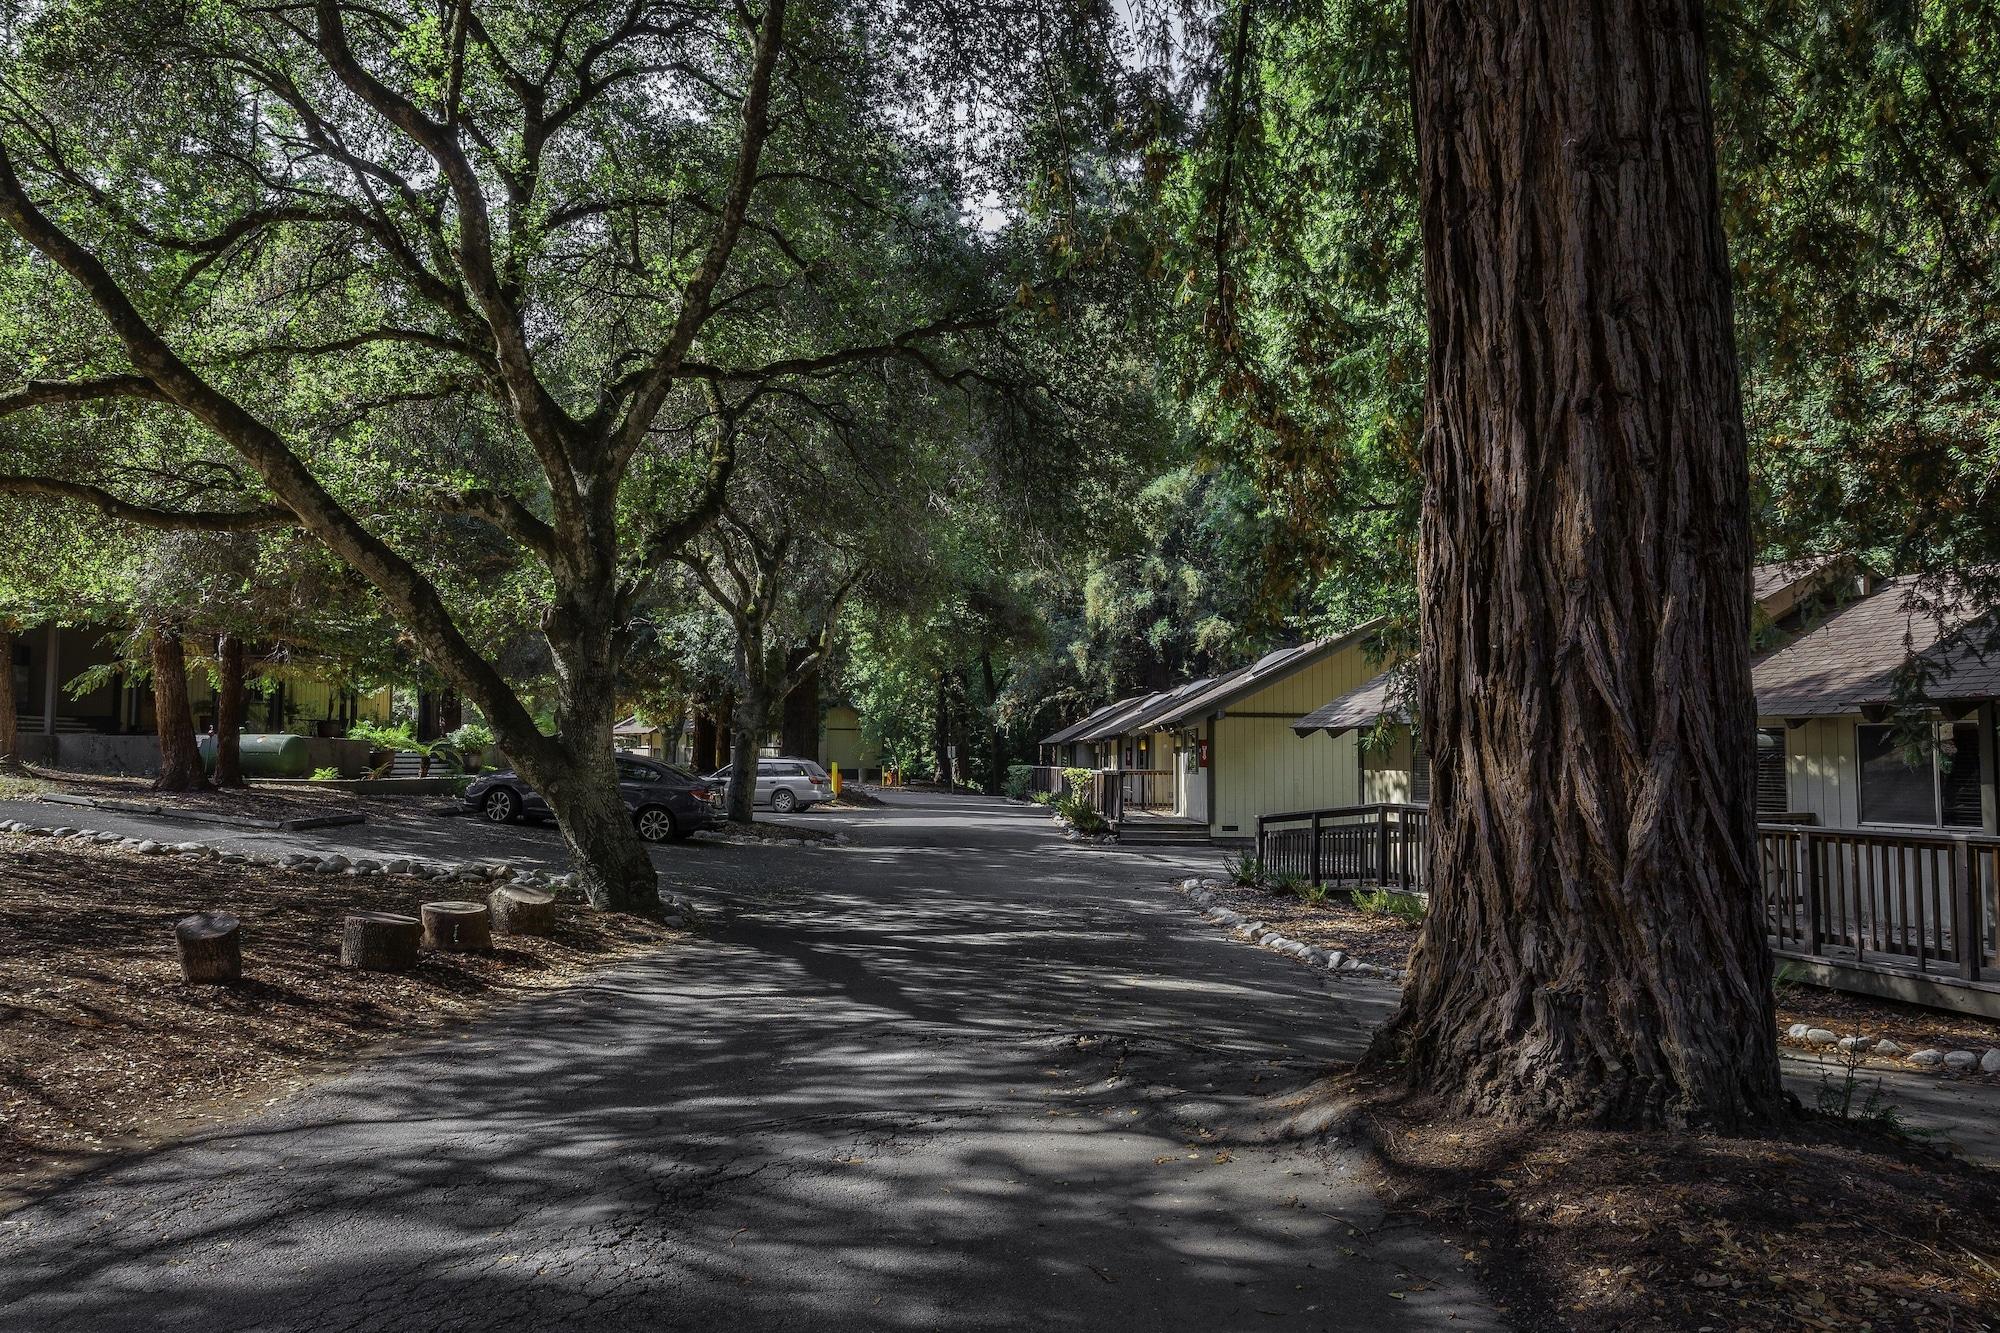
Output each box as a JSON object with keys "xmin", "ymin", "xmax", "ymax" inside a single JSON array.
[{"xmin": 1292, "ymin": 668, "xmax": 1407, "ymax": 737}]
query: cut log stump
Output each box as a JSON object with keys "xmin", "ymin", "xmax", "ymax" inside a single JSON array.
[
  {"xmin": 489, "ymin": 885, "xmax": 557, "ymax": 936},
  {"xmin": 175, "ymin": 912, "xmax": 242, "ymax": 983},
  {"xmin": 421, "ymin": 900, "xmax": 492, "ymax": 952},
  {"xmin": 342, "ymin": 911, "xmax": 422, "ymax": 972}
]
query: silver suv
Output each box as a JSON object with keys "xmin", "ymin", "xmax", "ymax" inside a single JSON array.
[{"xmin": 704, "ymin": 757, "xmax": 833, "ymax": 813}]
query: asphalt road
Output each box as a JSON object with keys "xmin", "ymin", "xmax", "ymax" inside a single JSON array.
[{"xmin": 0, "ymin": 791, "xmax": 1499, "ymax": 1331}]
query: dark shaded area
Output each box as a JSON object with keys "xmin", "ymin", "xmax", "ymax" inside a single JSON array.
[{"xmin": 0, "ymin": 793, "xmax": 1493, "ymax": 1331}]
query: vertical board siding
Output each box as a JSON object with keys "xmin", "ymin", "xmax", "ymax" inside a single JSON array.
[
  {"xmin": 1768, "ymin": 716, "xmax": 1858, "ymax": 828},
  {"xmin": 1211, "ymin": 642, "xmax": 1382, "ymax": 832}
]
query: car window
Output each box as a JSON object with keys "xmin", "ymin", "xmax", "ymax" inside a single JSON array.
[{"xmin": 616, "ymin": 760, "xmax": 657, "ymax": 782}]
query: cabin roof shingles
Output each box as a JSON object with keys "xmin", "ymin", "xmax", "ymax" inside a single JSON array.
[{"xmin": 1754, "ymin": 578, "xmax": 1998, "ymax": 716}]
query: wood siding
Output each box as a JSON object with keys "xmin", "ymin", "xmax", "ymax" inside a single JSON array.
[{"xmin": 1209, "ymin": 642, "xmax": 1383, "ymax": 833}]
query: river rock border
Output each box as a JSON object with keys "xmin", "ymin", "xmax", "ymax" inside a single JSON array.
[
  {"xmin": 0, "ymin": 819, "xmax": 698, "ymax": 924},
  {"xmin": 1781, "ymin": 1022, "xmax": 2000, "ymax": 1077},
  {"xmin": 1175, "ymin": 877, "xmax": 1403, "ymax": 982}
]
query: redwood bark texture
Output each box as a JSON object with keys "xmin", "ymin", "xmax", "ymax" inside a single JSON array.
[
  {"xmin": 0, "ymin": 621, "xmax": 18, "ymax": 768},
  {"xmin": 1386, "ymin": 0, "xmax": 1784, "ymax": 1128},
  {"xmin": 213, "ymin": 633, "xmax": 246, "ymax": 787},
  {"xmin": 150, "ymin": 625, "xmax": 210, "ymax": 792}
]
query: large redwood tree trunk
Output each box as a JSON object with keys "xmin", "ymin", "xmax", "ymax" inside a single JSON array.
[
  {"xmin": 693, "ymin": 710, "xmax": 719, "ymax": 773},
  {"xmin": 0, "ymin": 620, "xmax": 19, "ymax": 770},
  {"xmin": 213, "ymin": 633, "xmax": 246, "ymax": 788},
  {"xmin": 150, "ymin": 625, "xmax": 211, "ymax": 792},
  {"xmin": 1381, "ymin": 0, "xmax": 1783, "ymax": 1128}
]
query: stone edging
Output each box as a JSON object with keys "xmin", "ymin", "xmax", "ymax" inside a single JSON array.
[
  {"xmin": 1174, "ymin": 877, "xmax": 1404, "ymax": 982},
  {"xmin": 0, "ymin": 819, "xmax": 697, "ymax": 925},
  {"xmin": 1781, "ymin": 1023, "xmax": 2000, "ymax": 1076}
]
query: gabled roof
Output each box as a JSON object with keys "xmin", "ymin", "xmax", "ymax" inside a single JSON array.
[
  {"xmin": 1148, "ymin": 621, "xmax": 1385, "ymax": 730},
  {"xmin": 1040, "ymin": 695, "xmax": 1143, "ymax": 747},
  {"xmin": 1754, "ymin": 577, "xmax": 1998, "ymax": 717},
  {"xmin": 1291, "ymin": 666, "xmax": 1409, "ymax": 737},
  {"xmin": 1076, "ymin": 689, "xmax": 1173, "ymax": 742}
]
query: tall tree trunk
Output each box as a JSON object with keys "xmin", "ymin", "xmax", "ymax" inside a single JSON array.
[
  {"xmin": 932, "ymin": 672, "xmax": 953, "ymax": 786},
  {"xmin": 0, "ymin": 620, "xmax": 19, "ymax": 770},
  {"xmin": 693, "ymin": 710, "xmax": 719, "ymax": 773},
  {"xmin": 213, "ymin": 632, "xmax": 246, "ymax": 788},
  {"xmin": 726, "ymin": 686, "xmax": 767, "ymax": 823},
  {"xmin": 779, "ymin": 656, "xmax": 820, "ymax": 760},
  {"xmin": 150, "ymin": 625, "xmax": 210, "ymax": 793},
  {"xmin": 1382, "ymin": 0, "xmax": 1783, "ymax": 1129},
  {"xmin": 979, "ymin": 651, "xmax": 1004, "ymax": 796},
  {"xmin": 950, "ymin": 669, "xmax": 973, "ymax": 791}
]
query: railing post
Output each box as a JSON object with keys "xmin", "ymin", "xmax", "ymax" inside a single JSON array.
[
  {"xmin": 1256, "ymin": 814, "xmax": 1267, "ymax": 865},
  {"xmin": 1309, "ymin": 812, "xmax": 1322, "ymax": 886},
  {"xmin": 1955, "ymin": 836, "xmax": 1979, "ymax": 983},
  {"xmin": 1803, "ymin": 829, "xmax": 1823, "ymax": 957},
  {"xmin": 1375, "ymin": 806, "xmax": 1390, "ymax": 886}
]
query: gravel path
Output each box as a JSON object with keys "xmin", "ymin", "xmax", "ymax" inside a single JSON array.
[{"xmin": 0, "ymin": 791, "xmax": 1498, "ymax": 1332}]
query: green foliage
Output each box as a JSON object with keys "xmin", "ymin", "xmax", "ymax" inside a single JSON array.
[
  {"xmin": 309, "ymin": 766, "xmax": 340, "ymax": 782},
  {"xmin": 1298, "ymin": 879, "xmax": 1331, "ymax": 907},
  {"xmin": 1223, "ymin": 851, "xmax": 1266, "ymax": 888},
  {"xmin": 1271, "ymin": 871, "xmax": 1307, "ymax": 897},
  {"xmin": 447, "ymin": 723, "xmax": 496, "ymax": 757},
  {"xmin": 1004, "ymin": 763, "xmax": 1034, "ymax": 800},
  {"xmin": 1353, "ymin": 887, "xmax": 1426, "ymax": 925}
]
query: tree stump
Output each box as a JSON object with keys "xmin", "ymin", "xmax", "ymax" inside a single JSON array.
[
  {"xmin": 489, "ymin": 885, "xmax": 557, "ymax": 937},
  {"xmin": 175, "ymin": 912, "xmax": 241, "ymax": 983},
  {"xmin": 421, "ymin": 900, "xmax": 492, "ymax": 952},
  {"xmin": 341, "ymin": 911, "xmax": 422, "ymax": 971}
]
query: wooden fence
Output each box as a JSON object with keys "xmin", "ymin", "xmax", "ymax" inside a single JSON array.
[
  {"xmin": 1255, "ymin": 803, "xmax": 1431, "ymax": 892},
  {"xmin": 1026, "ymin": 766, "xmax": 1123, "ymax": 823},
  {"xmin": 1118, "ymin": 769, "xmax": 1175, "ymax": 811},
  {"xmin": 1759, "ymin": 823, "xmax": 2000, "ymax": 984}
]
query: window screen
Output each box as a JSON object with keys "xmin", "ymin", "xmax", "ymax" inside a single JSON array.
[
  {"xmin": 1858, "ymin": 725, "xmax": 1939, "ymax": 825},
  {"xmin": 1410, "ymin": 733, "xmax": 1430, "ymax": 805},
  {"xmin": 1755, "ymin": 728, "xmax": 1788, "ymax": 815}
]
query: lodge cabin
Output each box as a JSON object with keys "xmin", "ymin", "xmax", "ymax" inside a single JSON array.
[
  {"xmin": 1281, "ymin": 565, "xmax": 2000, "ymax": 1016},
  {"xmin": 1031, "ymin": 622, "xmax": 1393, "ymax": 843}
]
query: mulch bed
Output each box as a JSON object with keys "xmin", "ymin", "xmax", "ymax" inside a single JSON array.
[
  {"xmin": 1192, "ymin": 875, "xmax": 1420, "ymax": 970},
  {"xmin": 1314, "ymin": 1071, "xmax": 2000, "ymax": 1331},
  {"xmin": 0, "ymin": 832, "xmax": 678, "ymax": 1207}
]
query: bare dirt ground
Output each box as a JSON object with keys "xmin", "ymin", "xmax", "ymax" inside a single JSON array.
[
  {"xmin": 1192, "ymin": 875, "xmax": 1424, "ymax": 969},
  {"xmin": 1313, "ymin": 1071, "xmax": 2000, "ymax": 1332},
  {"xmin": 0, "ymin": 831, "xmax": 678, "ymax": 1208}
]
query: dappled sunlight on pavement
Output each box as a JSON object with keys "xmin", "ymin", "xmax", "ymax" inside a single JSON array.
[{"xmin": 0, "ymin": 791, "xmax": 1494, "ymax": 1331}]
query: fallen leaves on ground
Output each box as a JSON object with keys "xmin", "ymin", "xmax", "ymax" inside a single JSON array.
[
  {"xmin": 1317, "ymin": 1070, "xmax": 2000, "ymax": 1332},
  {"xmin": 0, "ymin": 832, "xmax": 678, "ymax": 1205}
]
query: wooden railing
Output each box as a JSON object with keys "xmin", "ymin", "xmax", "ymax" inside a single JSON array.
[
  {"xmin": 1027, "ymin": 766, "xmax": 1123, "ymax": 823},
  {"xmin": 1759, "ymin": 823, "xmax": 2000, "ymax": 984},
  {"xmin": 1256, "ymin": 803, "xmax": 1431, "ymax": 891},
  {"xmin": 1119, "ymin": 768, "xmax": 1175, "ymax": 811}
]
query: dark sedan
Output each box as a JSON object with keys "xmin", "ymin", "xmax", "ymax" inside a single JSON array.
[{"xmin": 463, "ymin": 753, "xmax": 727, "ymax": 843}]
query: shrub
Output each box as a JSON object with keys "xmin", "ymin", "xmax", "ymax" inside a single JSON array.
[
  {"xmin": 1271, "ymin": 871, "xmax": 1308, "ymax": 897},
  {"xmin": 1223, "ymin": 851, "xmax": 1266, "ymax": 887},
  {"xmin": 1004, "ymin": 763, "xmax": 1034, "ymax": 800},
  {"xmin": 1298, "ymin": 879, "xmax": 1331, "ymax": 906},
  {"xmin": 309, "ymin": 766, "xmax": 341, "ymax": 781},
  {"xmin": 1354, "ymin": 887, "xmax": 1427, "ymax": 924}
]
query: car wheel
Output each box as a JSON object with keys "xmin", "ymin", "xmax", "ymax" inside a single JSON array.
[
  {"xmin": 635, "ymin": 805, "xmax": 678, "ymax": 843},
  {"xmin": 482, "ymin": 788, "xmax": 521, "ymax": 824},
  {"xmin": 771, "ymin": 788, "xmax": 798, "ymax": 814}
]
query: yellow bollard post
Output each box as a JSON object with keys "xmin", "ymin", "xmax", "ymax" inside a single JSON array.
[{"xmin": 831, "ymin": 761, "xmax": 842, "ymax": 798}]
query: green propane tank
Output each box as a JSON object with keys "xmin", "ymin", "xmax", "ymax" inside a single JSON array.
[{"xmin": 199, "ymin": 733, "xmax": 314, "ymax": 778}]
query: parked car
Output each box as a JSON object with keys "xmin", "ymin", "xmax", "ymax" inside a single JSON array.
[
  {"xmin": 463, "ymin": 753, "xmax": 727, "ymax": 843},
  {"xmin": 704, "ymin": 757, "xmax": 834, "ymax": 813}
]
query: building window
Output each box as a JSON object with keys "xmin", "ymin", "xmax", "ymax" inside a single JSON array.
[
  {"xmin": 1410, "ymin": 733, "xmax": 1430, "ymax": 805},
  {"xmin": 1857, "ymin": 723, "xmax": 1986, "ymax": 829},
  {"xmin": 1755, "ymin": 727, "xmax": 1788, "ymax": 816}
]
